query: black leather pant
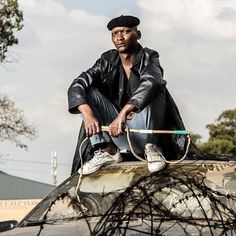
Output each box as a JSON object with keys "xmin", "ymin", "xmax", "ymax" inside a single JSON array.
[{"xmin": 86, "ymin": 87, "xmax": 167, "ymax": 154}]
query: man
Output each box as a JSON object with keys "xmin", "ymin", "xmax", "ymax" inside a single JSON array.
[{"xmin": 68, "ymin": 15, "xmax": 185, "ymax": 175}]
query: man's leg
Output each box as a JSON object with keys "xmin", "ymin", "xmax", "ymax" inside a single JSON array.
[
  {"xmin": 126, "ymin": 90, "xmax": 167, "ymax": 172},
  {"xmin": 86, "ymin": 87, "xmax": 130, "ymax": 151},
  {"xmin": 78, "ymin": 88, "xmax": 129, "ymax": 175}
]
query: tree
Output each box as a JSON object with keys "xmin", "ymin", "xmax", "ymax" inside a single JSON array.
[
  {"xmin": 0, "ymin": 96, "xmax": 37, "ymax": 149},
  {"xmin": 0, "ymin": 0, "xmax": 23, "ymax": 63},
  {"xmin": 199, "ymin": 109, "xmax": 236, "ymax": 156},
  {"xmin": 0, "ymin": 2, "xmax": 36, "ymax": 150},
  {"xmin": 0, "ymin": 1, "xmax": 37, "ymax": 150}
]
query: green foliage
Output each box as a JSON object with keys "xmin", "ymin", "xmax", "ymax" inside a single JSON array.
[
  {"xmin": 199, "ymin": 109, "xmax": 236, "ymax": 156},
  {"xmin": 0, "ymin": 96, "xmax": 37, "ymax": 149},
  {"xmin": 207, "ymin": 109, "xmax": 236, "ymax": 142},
  {"xmin": 200, "ymin": 139, "xmax": 235, "ymax": 156},
  {"xmin": 0, "ymin": 0, "xmax": 23, "ymax": 62}
]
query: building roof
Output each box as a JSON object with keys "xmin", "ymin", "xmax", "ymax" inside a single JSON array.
[{"xmin": 0, "ymin": 171, "xmax": 54, "ymax": 200}]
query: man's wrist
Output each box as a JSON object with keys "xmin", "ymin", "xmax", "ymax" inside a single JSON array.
[
  {"xmin": 78, "ymin": 104, "xmax": 94, "ymax": 117},
  {"xmin": 121, "ymin": 104, "xmax": 136, "ymax": 114}
]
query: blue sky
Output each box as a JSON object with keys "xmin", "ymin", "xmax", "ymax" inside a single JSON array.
[{"xmin": 0, "ymin": 0, "xmax": 235, "ymax": 184}]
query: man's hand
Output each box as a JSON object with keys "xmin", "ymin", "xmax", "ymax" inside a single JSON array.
[
  {"xmin": 109, "ymin": 112, "xmax": 126, "ymax": 137},
  {"xmin": 78, "ymin": 104, "xmax": 100, "ymax": 137},
  {"xmin": 109, "ymin": 104, "xmax": 136, "ymax": 137}
]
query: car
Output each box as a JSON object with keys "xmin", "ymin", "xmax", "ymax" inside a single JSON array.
[{"xmin": 1, "ymin": 159, "xmax": 236, "ymax": 235}]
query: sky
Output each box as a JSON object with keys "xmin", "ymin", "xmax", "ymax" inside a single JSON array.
[{"xmin": 0, "ymin": 0, "xmax": 235, "ymax": 185}]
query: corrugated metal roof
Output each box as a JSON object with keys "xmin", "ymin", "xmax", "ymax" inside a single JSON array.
[{"xmin": 0, "ymin": 171, "xmax": 54, "ymax": 200}]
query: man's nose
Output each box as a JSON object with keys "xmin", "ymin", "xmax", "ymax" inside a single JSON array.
[{"xmin": 117, "ymin": 32, "xmax": 124, "ymax": 40}]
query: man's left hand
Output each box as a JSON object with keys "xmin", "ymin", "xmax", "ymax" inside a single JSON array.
[
  {"xmin": 109, "ymin": 104, "xmax": 136, "ymax": 137},
  {"xmin": 109, "ymin": 112, "xmax": 126, "ymax": 137}
]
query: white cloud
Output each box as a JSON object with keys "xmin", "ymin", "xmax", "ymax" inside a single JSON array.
[{"xmin": 138, "ymin": 0, "xmax": 236, "ymax": 39}]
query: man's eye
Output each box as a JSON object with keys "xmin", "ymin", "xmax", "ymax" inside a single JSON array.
[{"xmin": 122, "ymin": 31, "xmax": 129, "ymax": 35}]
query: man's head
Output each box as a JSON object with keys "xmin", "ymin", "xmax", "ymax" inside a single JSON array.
[{"xmin": 107, "ymin": 15, "xmax": 141, "ymax": 53}]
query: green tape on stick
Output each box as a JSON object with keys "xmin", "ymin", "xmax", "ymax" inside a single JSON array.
[{"xmin": 173, "ymin": 130, "xmax": 189, "ymax": 135}]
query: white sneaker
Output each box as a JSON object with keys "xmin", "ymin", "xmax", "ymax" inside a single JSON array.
[
  {"xmin": 78, "ymin": 149, "xmax": 122, "ymax": 175},
  {"xmin": 144, "ymin": 143, "xmax": 166, "ymax": 172}
]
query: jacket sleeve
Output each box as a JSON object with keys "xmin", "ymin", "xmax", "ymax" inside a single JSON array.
[
  {"xmin": 127, "ymin": 51, "xmax": 167, "ymax": 112},
  {"xmin": 67, "ymin": 58, "xmax": 102, "ymax": 114}
]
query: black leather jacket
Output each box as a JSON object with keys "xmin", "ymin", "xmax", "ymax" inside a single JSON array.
[{"xmin": 68, "ymin": 45, "xmax": 166, "ymax": 114}]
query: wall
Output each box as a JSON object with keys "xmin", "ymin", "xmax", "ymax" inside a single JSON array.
[{"xmin": 0, "ymin": 199, "xmax": 41, "ymax": 222}]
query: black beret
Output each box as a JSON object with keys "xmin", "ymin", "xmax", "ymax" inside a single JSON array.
[{"xmin": 107, "ymin": 15, "xmax": 140, "ymax": 31}]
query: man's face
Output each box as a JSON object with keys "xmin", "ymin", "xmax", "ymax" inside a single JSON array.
[{"xmin": 111, "ymin": 26, "xmax": 140, "ymax": 53}]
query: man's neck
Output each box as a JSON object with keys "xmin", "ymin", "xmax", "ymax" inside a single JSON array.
[
  {"xmin": 119, "ymin": 44, "xmax": 139, "ymax": 67},
  {"xmin": 119, "ymin": 53, "xmax": 133, "ymax": 66}
]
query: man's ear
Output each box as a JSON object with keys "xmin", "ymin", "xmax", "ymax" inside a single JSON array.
[{"xmin": 137, "ymin": 30, "xmax": 141, "ymax": 40}]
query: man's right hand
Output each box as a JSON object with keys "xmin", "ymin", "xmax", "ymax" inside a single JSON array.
[{"xmin": 78, "ymin": 104, "xmax": 100, "ymax": 137}]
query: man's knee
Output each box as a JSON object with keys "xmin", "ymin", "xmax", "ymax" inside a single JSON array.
[
  {"xmin": 87, "ymin": 87, "xmax": 107, "ymax": 106},
  {"xmin": 87, "ymin": 87, "xmax": 99, "ymax": 100}
]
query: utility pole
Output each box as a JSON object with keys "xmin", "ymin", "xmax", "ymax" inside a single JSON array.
[{"xmin": 51, "ymin": 150, "xmax": 57, "ymax": 186}]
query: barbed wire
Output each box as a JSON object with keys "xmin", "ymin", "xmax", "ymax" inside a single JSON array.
[{"xmin": 34, "ymin": 161, "xmax": 236, "ymax": 236}]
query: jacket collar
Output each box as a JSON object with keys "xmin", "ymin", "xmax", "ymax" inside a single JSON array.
[{"xmin": 104, "ymin": 44, "xmax": 144, "ymax": 67}]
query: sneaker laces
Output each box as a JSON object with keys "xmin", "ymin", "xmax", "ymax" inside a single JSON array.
[
  {"xmin": 146, "ymin": 144, "xmax": 161, "ymax": 154},
  {"xmin": 86, "ymin": 149, "xmax": 105, "ymax": 166},
  {"xmin": 94, "ymin": 148, "xmax": 103, "ymax": 157}
]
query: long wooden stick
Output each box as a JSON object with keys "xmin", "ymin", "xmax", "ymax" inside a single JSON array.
[{"xmin": 101, "ymin": 125, "xmax": 189, "ymax": 135}]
